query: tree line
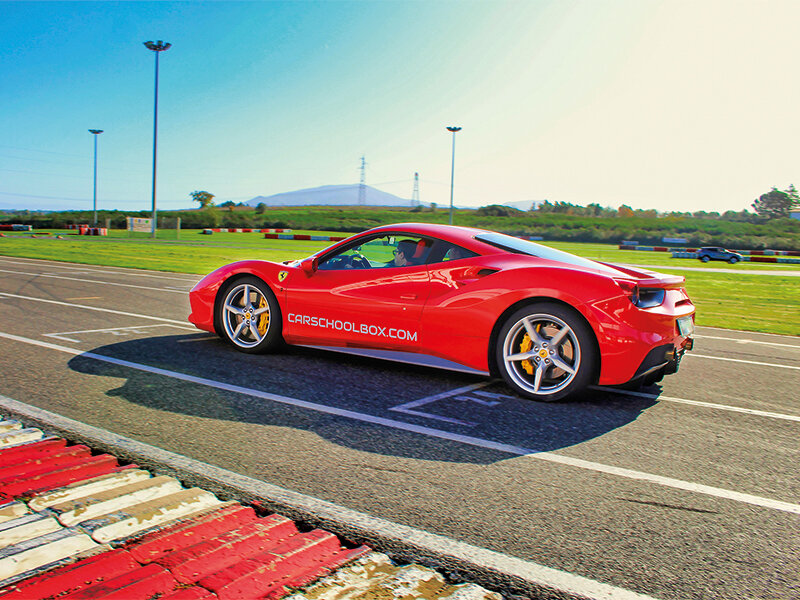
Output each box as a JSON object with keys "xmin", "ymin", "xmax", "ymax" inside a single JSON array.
[
  {"xmin": 475, "ymin": 184, "xmax": 799, "ymax": 222},
  {"xmin": 3, "ymin": 186, "xmax": 799, "ymax": 250}
]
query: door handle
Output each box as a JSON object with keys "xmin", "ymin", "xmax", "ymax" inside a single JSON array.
[
  {"xmin": 454, "ymin": 279, "xmax": 477, "ymax": 288},
  {"xmin": 455, "ymin": 268, "xmax": 498, "ymax": 287}
]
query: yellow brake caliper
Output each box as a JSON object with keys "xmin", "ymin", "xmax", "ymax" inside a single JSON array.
[
  {"xmin": 257, "ymin": 296, "xmax": 269, "ymax": 335},
  {"xmin": 520, "ymin": 333, "xmax": 534, "ymax": 375}
]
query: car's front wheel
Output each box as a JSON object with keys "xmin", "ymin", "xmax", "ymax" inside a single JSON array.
[
  {"xmin": 217, "ymin": 276, "xmax": 282, "ymax": 353},
  {"xmin": 728, "ymin": 256, "xmax": 739, "ymax": 264},
  {"xmin": 495, "ymin": 303, "xmax": 597, "ymax": 401}
]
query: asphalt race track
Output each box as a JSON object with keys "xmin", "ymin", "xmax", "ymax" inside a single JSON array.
[{"xmin": 0, "ymin": 256, "xmax": 797, "ymax": 600}]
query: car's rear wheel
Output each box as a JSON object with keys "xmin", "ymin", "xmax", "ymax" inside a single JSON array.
[
  {"xmin": 217, "ymin": 276, "xmax": 282, "ymax": 353},
  {"xmin": 495, "ymin": 303, "xmax": 597, "ymax": 401},
  {"xmin": 700, "ymin": 255, "xmax": 710, "ymax": 262}
]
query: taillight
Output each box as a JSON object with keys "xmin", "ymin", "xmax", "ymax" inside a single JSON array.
[
  {"xmin": 638, "ymin": 288, "xmax": 666, "ymax": 308},
  {"xmin": 615, "ymin": 279, "xmax": 640, "ymax": 305},
  {"xmin": 615, "ymin": 279, "xmax": 665, "ymax": 308}
]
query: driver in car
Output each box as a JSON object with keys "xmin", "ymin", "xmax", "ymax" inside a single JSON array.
[{"xmin": 387, "ymin": 239, "xmax": 417, "ymax": 267}]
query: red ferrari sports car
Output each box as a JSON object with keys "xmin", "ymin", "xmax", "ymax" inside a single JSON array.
[{"xmin": 189, "ymin": 223, "xmax": 695, "ymax": 401}]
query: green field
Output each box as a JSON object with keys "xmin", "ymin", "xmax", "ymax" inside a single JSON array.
[
  {"xmin": 6, "ymin": 204, "xmax": 800, "ymax": 250},
  {"xmin": 1, "ymin": 229, "xmax": 798, "ymax": 335}
]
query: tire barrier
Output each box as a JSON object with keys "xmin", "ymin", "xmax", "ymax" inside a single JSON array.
[
  {"xmin": 208, "ymin": 229, "xmax": 292, "ymax": 234},
  {"xmin": 0, "ymin": 233, "xmax": 58, "ymax": 239},
  {"xmin": 0, "ymin": 420, "xmax": 500, "ymax": 600},
  {"xmin": 263, "ymin": 234, "xmax": 347, "ymax": 242},
  {"xmin": 669, "ymin": 251, "xmax": 800, "ymax": 264},
  {"xmin": 0, "ymin": 225, "xmax": 32, "ymax": 232},
  {"xmin": 621, "ymin": 244, "xmax": 800, "ymax": 264},
  {"xmin": 748, "ymin": 249, "xmax": 800, "ymax": 256},
  {"xmin": 77, "ymin": 228, "xmax": 107, "ymax": 236},
  {"xmin": 621, "ymin": 244, "xmax": 799, "ymax": 256}
]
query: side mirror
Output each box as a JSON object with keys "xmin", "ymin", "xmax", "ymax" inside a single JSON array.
[{"xmin": 300, "ymin": 257, "xmax": 318, "ymax": 275}]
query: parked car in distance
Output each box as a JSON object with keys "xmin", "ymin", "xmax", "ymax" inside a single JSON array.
[{"xmin": 697, "ymin": 246, "xmax": 743, "ymax": 264}]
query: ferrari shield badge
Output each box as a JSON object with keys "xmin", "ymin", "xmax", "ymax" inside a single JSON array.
[{"xmin": 278, "ymin": 271, "xmax": 288, "ymax": 282}]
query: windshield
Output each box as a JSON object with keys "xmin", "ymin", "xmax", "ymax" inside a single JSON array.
[{"xmin": 474, "ymin": 232, "xmax": 623, "ymax": 275}]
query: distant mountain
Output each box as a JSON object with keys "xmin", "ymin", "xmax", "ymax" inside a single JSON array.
[
  {"xmin": 245, "ymin": 183, "xmax": 542, "ymax": 211},
  {"xmin": 247, "ymin": 184, "xmax": 412, "ymax": 208}
]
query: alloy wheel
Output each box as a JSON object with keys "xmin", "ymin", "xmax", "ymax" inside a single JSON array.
[{"xmin": 501, "ymin": 313, "xmax": 581, "ymax": 397}]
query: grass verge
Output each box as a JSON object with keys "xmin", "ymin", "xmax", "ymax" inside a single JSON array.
[{"xmin": 1, "ymin": 230, "xmax": 798, "ymax": 335}]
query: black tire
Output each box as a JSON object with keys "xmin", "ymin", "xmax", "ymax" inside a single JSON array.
[
  {"xmin": 700, "ymin": 255, "xmax": 710, "ymax": 263},
  {"xmin": 494, "ymin": 302, "xmax": 597, "ymax": 402},
  {"xmin": 728, "ymin": 257, "xmax": 738, "ymax": 264},
  {"xmin": 216, "ymin": 276, "xmax": 283, "ymax": 354}
]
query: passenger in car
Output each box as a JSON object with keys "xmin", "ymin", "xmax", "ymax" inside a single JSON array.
[{"xmin": 445, "ymin": 245, "xmax": 467, "ymax": 261}]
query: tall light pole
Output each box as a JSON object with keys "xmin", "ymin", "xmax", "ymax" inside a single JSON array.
[
  {"xmin": 446, "ymin": 126, "xmax": 461, "ymax": 225},
  {"xmin": 89, "ymin": 129, "xmax": 103, "ymax": 227},
  {"xmin": 144, "ymin": 40, "xmax": 171, "ymax": 238}
]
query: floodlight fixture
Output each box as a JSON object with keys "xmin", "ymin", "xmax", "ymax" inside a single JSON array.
[
  {"xmin": 144, "ymin": 40, "xmax": 171, "ymax": 237},
  {"xmin": 144, "ymin": 40, "xmax": 172, "ymax": 52}
]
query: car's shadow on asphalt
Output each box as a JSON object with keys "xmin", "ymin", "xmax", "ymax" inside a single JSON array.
[{"xmin": 68, "ymin": 334, "xmax": 660, "ymax": 463}]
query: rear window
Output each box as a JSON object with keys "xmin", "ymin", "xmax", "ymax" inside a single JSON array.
[{"xmin": 474, "ymin": 232, "xmax": 622, "ymax": 275}]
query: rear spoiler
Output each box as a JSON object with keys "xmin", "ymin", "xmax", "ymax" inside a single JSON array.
[{"xmin": 600, "ymin": 262, "xmax": 686, "ymax": 288}]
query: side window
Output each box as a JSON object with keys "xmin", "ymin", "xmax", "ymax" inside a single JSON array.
[
  {"xmin": 397, "ymin": 238, "xmax": 432, "ymax": 266},
  {"xmin": 440, "ymin": 243, "xmax": 479, "ymax": 262},
  {"xmin": 317, "ymin": 235, "xmax": 429, "ymax": 270}
]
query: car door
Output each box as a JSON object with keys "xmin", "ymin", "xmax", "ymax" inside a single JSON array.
[
  {"xmin": 421, "ymin": 242, "xmax": 496, "ymax": 338},
  {"xmin": 282, "ymin": 234, "xmax": 430, "ymax": 350},
  {"xmin": 416, "ymin": 241, "xmax": 501, "ymax": 369}
]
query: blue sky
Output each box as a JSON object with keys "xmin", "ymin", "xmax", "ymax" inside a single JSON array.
[{"xmin": 3, "ymin": 1, "xmax": 800, "ymax": 213}]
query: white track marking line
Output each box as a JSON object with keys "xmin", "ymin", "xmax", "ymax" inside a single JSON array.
[
  {"xmin": 45, "ymin": 324, "xmax": 195, "ymax": 336},
  {"xmin": 1, "ymin": 329, "xmax": 798, "ymax": 517},
  {"xmin": 696, "ymin": 325, "xmax": 800, "ymax": 340},
  {"xmin": 0, "ymin": 268, "xmax": 187, "ymax": 294},
  {"xmin": 43, "ymin": 324, "xmax": 195, "ymax": 342},
  {"xmin": 0, "ymin": 393, "xmax": 662, "ymax": 600},
  {"xmin": 389, "ymin": 408, "xmax": 477, "ymax": 427},
  {"xmin": 391, "ymin": 382, "xmax": 491, "ymax": 410},
  {"xmin": 42, "ymin": 334, "xmax": 82, "ymax": 343},
  {"xmin": 389, "ymin": 382, "xmax": 492, "ymax": 427},
  {"xmin": 595, "ymin": 387, "xmax": 800, "ymax": 423},
  {"xmin": 686, "ymin": 353, "xmax": 800, "ymax": 371},
  {"xmin": 0, "ymin": 292, "xmax": 186, "ymax": 325},
  {"xmin": 0, "ymin": 257, "xmax": 199, "ymax": 282},
  {"xmin": 694, "ymin": 334, "xmax": 800, "ymax": 350},
  {"xmin": 42, "ymin": 271, "xmax": 94, "ymax": 276}
]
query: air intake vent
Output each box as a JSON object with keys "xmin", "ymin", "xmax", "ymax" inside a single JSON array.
[{"xmin": 477, "ymin": 268, "xmax": 499, "ymax": 278}]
